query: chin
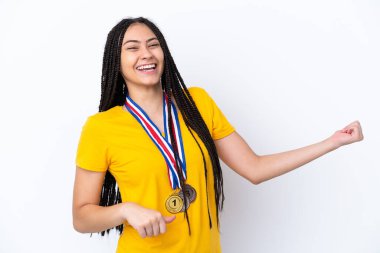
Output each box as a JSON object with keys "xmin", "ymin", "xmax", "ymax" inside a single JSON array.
[
  {"xmin": 125, "ymin": 76, "xmax": 162, "ymax": 88},
  {"xmin": 139, "ymin": 81, "xmax": 161, "ymax": 87}
]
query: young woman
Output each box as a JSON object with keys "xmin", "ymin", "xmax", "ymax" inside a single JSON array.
[{"xmin": 73, "ymin": 17, "xmax": 364, "ymax": 252}]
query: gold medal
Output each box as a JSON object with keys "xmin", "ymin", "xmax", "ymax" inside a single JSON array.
[
  {"xmin": 166, "ymin": 184, "xmax": 197, "ymax": 213},
  {"xmin": 165, "ymin": 193, "xmax": 183, "ymax": 214}
]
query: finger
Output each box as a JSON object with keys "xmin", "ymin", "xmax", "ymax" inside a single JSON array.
[
  {"xmin": 152, "ymin": 220, "xmax": 160, "ymax": 236},
  {"xmin": 145, "ymin": 223, "xmax": 154, "ymax": 237},
  {"xmin": 137, "ymin": 226, "xmax": 147, "ymax": 238},
  {"xmin": 347, "ymin": 126, "xmax": 363, "ymax": 141},
  {"xmin": 352, "ymin": 126, "xmax": 362, "ymax": 139},
  {"xmin": 341, "ymin": 125, "xmax": 357, "ymax": 135},
  {"xmin": 359, "ymin": 126, "xmax": 364, "ymax": 139},
  {"xmin": 355, "ymin": 122, "xmax": 364, "ymax": 136},
  {"xmin": 159, "ymin": 218, "xmax": 166, "ymax": 234},
  {"xmin": 343, "ymin": 120, "xmax": 360, "ymax": 130},
  {"xmin": 164, "ymin": 215, "xmax": 176, "ymax": 223}
]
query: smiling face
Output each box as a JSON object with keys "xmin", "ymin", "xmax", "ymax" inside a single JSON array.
[{"xmin": 120, "ymin": 23, "xmax": 164, "ymax": 90}]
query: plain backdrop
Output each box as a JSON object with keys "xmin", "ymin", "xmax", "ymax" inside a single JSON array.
[{"xmin": 0, "ymin": 0, "xmax": 379, "ymax": 252}]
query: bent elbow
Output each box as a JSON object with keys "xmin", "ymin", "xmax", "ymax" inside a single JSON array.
[
  {"xmin": 249, "ymin": 177, "xmax": 261, "ymax": 185},
  {"xmin": 249, "ymin": 159, "xmax": 263, "ymax": 185},
  {"xmin": 73, "ymin": 217, "xmax": 89, "ymax": 234},
  {"xmin": 73, "ymin": 220, "xmax": 84, "ymax": 233},
  {"xmin": 248, "ymin": 170, "xmax": 262, "ymax": 185}
]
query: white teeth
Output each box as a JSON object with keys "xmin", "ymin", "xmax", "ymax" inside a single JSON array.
[{"xmin": 137, "ymin": 64, "xmax": 156, "ymax": 70}]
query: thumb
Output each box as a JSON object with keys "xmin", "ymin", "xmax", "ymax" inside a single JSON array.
[{"xmin": 164, "ymin": 215, "xmax": 176, "ymax": 223}]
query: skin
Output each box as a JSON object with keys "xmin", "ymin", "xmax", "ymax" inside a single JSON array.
[{"xmin": 72, "ymin": 23, "xmax": 364, "ymax": 239}]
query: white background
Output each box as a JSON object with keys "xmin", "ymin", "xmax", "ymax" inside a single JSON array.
[{"xmin": 0, "ymin": 0, "xmax": 379, "ymax": 252}]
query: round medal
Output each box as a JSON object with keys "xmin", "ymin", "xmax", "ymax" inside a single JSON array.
[
  {"xmin": 178, "ymin": 192, "xmax": 190, "ymax": 212},
  {"xmin": 165, "ymin": 194, "xmax": 183, "ymax": 214},
  {"xmin": 166, "ymin": 184, "xmax": 197, "ymax": 213},
  {"xmin": 179, "ymin": 184, "xmax": 197, "ymax": 203},
  {"xmin": 178, "ymin": 184, "xmax": 197, "ymax": 212}
]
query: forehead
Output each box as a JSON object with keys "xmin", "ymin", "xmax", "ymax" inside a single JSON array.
[{"xmin": 122, "ymin": 23, "xmax": 156, "ymax": 43}]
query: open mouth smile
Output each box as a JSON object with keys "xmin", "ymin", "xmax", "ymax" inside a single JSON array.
[{"xmin": 136, "ymin": 63, "xmax": 157, "ymax": 73}]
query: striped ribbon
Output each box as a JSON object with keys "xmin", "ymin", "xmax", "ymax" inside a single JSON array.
[{"xmin": 124, "ymin": 93, "xmax": 186, "ymax": 189}]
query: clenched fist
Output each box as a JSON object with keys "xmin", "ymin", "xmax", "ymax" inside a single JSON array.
[
  {"xmin": 328, "ymin": 120, "xmax": 364, "ymax": 148},
  {"xmin": 122, "ymin": 202, "xmax": 176, "ymax": 238}
]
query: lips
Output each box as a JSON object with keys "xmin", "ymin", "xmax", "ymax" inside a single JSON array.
[{"xmin": 136, "ymin": 63, "xmax": 157, "ymax": 71}]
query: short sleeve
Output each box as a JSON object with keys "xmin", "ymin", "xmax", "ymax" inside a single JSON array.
[
  {"xmin": 190, "ymin": 87, "xmax": 235, "ymax": 140},
  {"xmin": 75, "ymin": 116, "xmax": 109, "ymax": 172}
]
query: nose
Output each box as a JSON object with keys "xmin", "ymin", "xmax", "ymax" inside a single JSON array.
[{"xmin": 140, "ymin": 45, "xmax": 153, "ymax": 60}]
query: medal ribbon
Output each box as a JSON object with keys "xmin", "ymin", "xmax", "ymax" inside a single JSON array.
[{"xmin": 125, "ymin": 93, "xmax": 186, "ymax": 189}]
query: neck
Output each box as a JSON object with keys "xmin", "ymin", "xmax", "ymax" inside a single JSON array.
[{"xmin": 126, "ymin": 84, "xmax": 163, "ymax": 114}]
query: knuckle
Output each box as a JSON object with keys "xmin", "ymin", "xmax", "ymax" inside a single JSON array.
[{"xmin": 138, "ymin": 230, "xmax": 146, "ymax": 238}]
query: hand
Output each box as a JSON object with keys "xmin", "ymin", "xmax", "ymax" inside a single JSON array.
[
  {"xmin": 328, "ymin": 120, "xmax": 364, "ymax": 148},
  {"xmin": 122, "ymin": 202, "xmax": 176, "ymax": 238}
]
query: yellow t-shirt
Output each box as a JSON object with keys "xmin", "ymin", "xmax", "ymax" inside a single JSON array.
[{"xmin": 76, "ymin": 87, "xmax": 235, "ymax": 253}]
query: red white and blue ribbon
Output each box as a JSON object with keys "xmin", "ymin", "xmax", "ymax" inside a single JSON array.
[{"xmin": 124, "ymin": 94, "xmax": 186, "ymax": 189}]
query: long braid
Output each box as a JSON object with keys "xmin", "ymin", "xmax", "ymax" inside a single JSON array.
[
  {"xmin": 98, "ymin": 22, "xmax": 129, "ymax": 235},
  {"xmin": 167, "ymin": 53, "xmax": 225, "ymax": 220},
  {"xmin": 98, "ymin": 17, "xmax": 225, "ymax": 236}
]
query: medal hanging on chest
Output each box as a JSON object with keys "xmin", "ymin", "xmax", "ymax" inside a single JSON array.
[{"xmin": 124, "ymin": 93, "xmax": 197, "ymax": 213}]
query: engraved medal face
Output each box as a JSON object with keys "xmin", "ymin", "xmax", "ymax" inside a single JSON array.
[
  {"xmin": 165, "ymin": 194, "xmax": 183, "ymax": 214},
  {"xmin": 166, "ymin": 184, "xmax": 197, "ymax": 213},
  {"xmin": 178, "ymin": 184, "xmax": 197, "ymax": 203}
]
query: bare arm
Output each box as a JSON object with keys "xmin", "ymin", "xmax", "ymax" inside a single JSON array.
[
  {"xmin": 215, "ymin": 121, "xmax": 364, "ymax": 184},
  {"xmin": 72, "ymin": 166, "xmax": 175, "ymax": 236},
  {"xmin": 72, "ymin": 167, "xmax": 126, "ymax": 233}
]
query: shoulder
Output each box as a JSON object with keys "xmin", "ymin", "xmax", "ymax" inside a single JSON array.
[
  {"xmin": 82, "ymin": 106, "xmax": 124, "ymax": 131},
  {"xmin": 187, "ymin": 86, "xmax": 210, "ymax": 99},
  {"xmin": 187, "ymin": 86, "xmax": 213, "ymax": 106},
  {"xmin": 186, "ymin": 86, "xmax": 218, "ymax": 119}
]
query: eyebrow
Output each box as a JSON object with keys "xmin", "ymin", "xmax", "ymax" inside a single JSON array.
[{"xmin": 123, "ymin": 37, "xmax": 158, "ymax": 46}]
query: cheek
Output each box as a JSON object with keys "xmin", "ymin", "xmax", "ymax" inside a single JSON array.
[
  {"xmin": 158, "ymin": 50, "xmax": 164, "ymax": 63},
  {"xmin": 156, "ymin": 51, "xmax": 164, "ymax": 71},
  {"xmin": 121, "ymin": 55, "xmax": 135, "ymax": 74}
]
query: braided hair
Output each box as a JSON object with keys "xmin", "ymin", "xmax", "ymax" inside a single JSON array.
[{"xmin": 98, "ymin": 17, "xmax": 225, "ymax": 236}]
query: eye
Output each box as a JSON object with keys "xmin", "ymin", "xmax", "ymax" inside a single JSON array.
[
  {"xmin": 127, "ymin": 47, "xmax": 138, "ymax": 50},
  {"xmin": 149, "ymin": 43, "xmax": 160, "ymax": 47}
]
